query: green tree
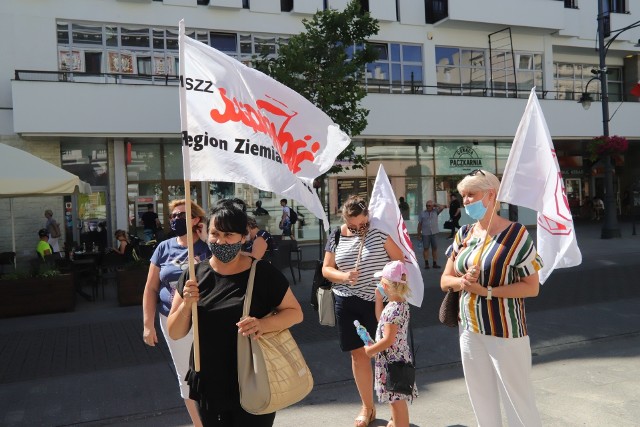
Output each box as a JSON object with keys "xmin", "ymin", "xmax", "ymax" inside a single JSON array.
[{"xmin": 253, "ymin": 0, "xmax": 379, "ymax": 173}]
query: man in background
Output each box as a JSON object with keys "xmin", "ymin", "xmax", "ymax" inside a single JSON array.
[
  {"xmin": 417, "ymin": 200, "xmax": 445, "ymax": 269},
  {"xmin": 279, "ymin": 198, "xmax": 295, "ymax": 240},
  {"xmin": 447, "ymin": 193, "xmax": 461, "ymax": 239},
  {"xmin": 141, "ymin": 203, "xmax": 161, "ymax": 242}
]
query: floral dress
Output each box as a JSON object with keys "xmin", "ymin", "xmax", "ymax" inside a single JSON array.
[{"xmin": 374, "ymin": 301, "xmax": 418, "ymax": 402}]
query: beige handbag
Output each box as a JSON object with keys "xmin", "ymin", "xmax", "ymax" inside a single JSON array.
[{"xmin": 237, "ymin": 259, "xmax": 313, "ymax": 415}]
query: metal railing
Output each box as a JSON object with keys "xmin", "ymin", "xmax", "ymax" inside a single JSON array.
[
  {"xmin": 14, "ymin": 70, "xmax": 180, "ymax": 86},
  {"xmin": 15, "ymin": 69, "xmax": 607, "ymax": 102}
]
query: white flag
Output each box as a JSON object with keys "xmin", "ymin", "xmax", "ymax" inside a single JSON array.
[
  {"xmin": 497, "ymin": 88, "xmax": 582, "ymax": 283},
  {"xmin": 369, "ymin": 165, "xmax": 424, "ymax": 307},
  {"xmin": 178, "ymin": 21, "xmax": 350, "ymax": 228}
]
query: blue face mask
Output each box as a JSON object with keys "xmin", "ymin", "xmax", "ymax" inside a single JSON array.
[
  {"xmin": 376, "ymin": 283, "xmax": 387, "ymax": 298},
  {"xmin": 465, "ymin": 194, "xmax": 488, "ymax": 220}
]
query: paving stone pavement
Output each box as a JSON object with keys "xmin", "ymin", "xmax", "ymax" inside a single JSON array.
[{"xmin": 0, "ymin": 220, "xmax": 639, "ymax": 426}]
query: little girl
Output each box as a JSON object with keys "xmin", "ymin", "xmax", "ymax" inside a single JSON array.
[{"xmin": 364, "ymin": 260, "xmax": 417, "ymax": 427}]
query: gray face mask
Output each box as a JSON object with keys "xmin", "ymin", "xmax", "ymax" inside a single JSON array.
[{"xmin": 208, "ymin": 241, "xmax": 243, "ymax": 263}]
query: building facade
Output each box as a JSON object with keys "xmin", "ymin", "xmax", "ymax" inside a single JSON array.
[{"xmin": 1, "ymin": 0, "xmax": 639, "ymax": 260}]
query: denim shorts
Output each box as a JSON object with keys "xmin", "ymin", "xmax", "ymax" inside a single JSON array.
[{"xmin": 421, "ymin": 234, "xmax": 438, "ymax": 250}]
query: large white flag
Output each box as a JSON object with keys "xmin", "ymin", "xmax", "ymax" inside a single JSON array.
[
  {"xmin": 178, "ymin": 21, "xmax": 350, "ymax": 228},
  {"xmin": 497, "ymin": 88, "xmax": 582, "ymax": 283},
  {"xmin": 369, "ymin": 165, "xmax": 424, "ymax": 307}
]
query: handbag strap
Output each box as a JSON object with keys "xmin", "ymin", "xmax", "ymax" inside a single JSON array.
[
  {"xmin": 382, "ymin": 305, "xmax": 416, "ymax": 364},
  {"xmin": 241, "ymin": 259, "xmax": 259, "ymax": 317}
]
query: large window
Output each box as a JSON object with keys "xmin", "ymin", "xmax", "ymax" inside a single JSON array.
[
  {"xmin": 436, "ymin": 46, "xmax": 541, "ymax": 97},
  {"xmin": 364, "ymin": 42, "xmax": 423, "ymax": 93},
  {"xmin": 554, "ymin": 63, "xmax": 623, "ymax": 102}
]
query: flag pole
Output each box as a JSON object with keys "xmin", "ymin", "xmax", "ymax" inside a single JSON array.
[
  {"xmin": 183, "ymin": 181, "xmax": 201, "ymax": 372},
  {"xmin": 178, "ymin": 20, "xmax": 200, "ymax": 372}
]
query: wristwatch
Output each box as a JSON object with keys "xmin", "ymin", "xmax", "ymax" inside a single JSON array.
[{"xmin": 486, "ymin": 286, "xmax": 493, "ymax": 300}]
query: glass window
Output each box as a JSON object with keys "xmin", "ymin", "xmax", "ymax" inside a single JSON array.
[
  {"xmin": 127, "ymin": 144, "xmax": 162, "ymax": 181},
  {"xmin": 61, "ymin": 141, "xmax": 109, "ymax": 186},
  {"xmin": 153, "ymin": 29, "xmax": 165, "ymax": 50},
  {"xmin": 57, "ymin": 22, "xmax": 69, "ymax": 44},
  {"xmin": 106, "ymin": 26, "xmax": 118, "ymax": 47},
  {"xmin": 163, "ymin": 142, "xmax": 184, "ymax": 180},
  {"xmin": 402, "ymin": 45, "xmax": 422, "ymax": 62},
  {"xmin": 254, "ymin": 35, "xmax": 277, "ymax": 57},
  {"xmin": 166, "ymin": 29, "xmax": 179, "ymax": 50},
  {"xmin": 72, "ymin": 23, "xmax": 103, "ymax": 45},
  {"xmin": 121, "ymin": 26, "xmax": 150, "ymax": 48},
  {"xmin": 137, "ymin": 56, "xmax": 152, "ymax": 74}
]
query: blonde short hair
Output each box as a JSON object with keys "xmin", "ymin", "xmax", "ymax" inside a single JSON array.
[
  {"xmin": 457, "ymin": 170, "xmax": 501, "ymax": 211},
  {"xmin": 381, "ymin": 276, "xmax": 411, "ymax": 299}
]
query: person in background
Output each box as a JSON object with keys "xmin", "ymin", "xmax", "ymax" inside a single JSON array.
[
  {"xmin": 141, "ymin": 203, "xmax": 161, "ymax": 242},
  {"xmin": 447, "ymin": 193, "xmax": 462, "ymax": 239},
  {"xmin": 142, "ymin": 199, "xmax": 210, "ymax": 427},
  {"xmin": 44, "ymin": 209, "xmax": 61, "ymax": 253},
  {"xmin": 440, "ymin": 169, "xmax": 542, "ymax": 426},
  {"xmin": 398, "ymin": 197, "xmax": 410, "ymax": 221},
  {"xmin": 241, "ymin": 216, "xmax": 276, "ymax": 260},
  {"xmin": 253, "ymin": 200, "xmax": 270, "ymax": 231},
  {"xmin": 167, "ymin": 198, "xmax": 303, "ymax": 426},
  {"xmin": 36, "ymin": 228, "xmax": 53, "ymax": 260},
  {"xmin": 253, "ymin": 200, "xmax": 269, "ymax": 216},
  {"xmin": 279, "ymin": 198, "xmax": 295, "ymax": 240},
  {"xmin": 322, "ymin": 195, "xmax": 404, "ymax": 427},
  {"xmin": 113, "ymin": 229, "xmax": 135, "ymax": 262},
  {"xmin": 417, "ymin": 200, "xmax": 445, "ymax": 269}
]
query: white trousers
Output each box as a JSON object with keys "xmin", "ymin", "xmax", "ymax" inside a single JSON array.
[
  {"xmin": 460, "ymin": 328, "xmax": 541, "ymax": 427},
  {"xmin": 159, "ymin": 313, "xmax": 194, "ymax": 399}
]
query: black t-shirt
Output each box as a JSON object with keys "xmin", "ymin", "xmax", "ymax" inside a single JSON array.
[
  {"xmin": 141, "ymin": 211, "xmax": 158, "ymax": 230},
  {"xmin": 177, "ymin": 259, "xmax": 289, "ymax": 410},
  {"xmin": 449, "ymin": 199, "xmax": 461, "ymax": 219}
]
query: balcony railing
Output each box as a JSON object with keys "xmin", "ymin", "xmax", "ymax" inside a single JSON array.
[
  {"xmin": 15, "ymin": 69, "xmax": 610, "ymax": 102},
  {"xmin": 14, "ymin": 70, "xmax": 180, "ymax": 86}
]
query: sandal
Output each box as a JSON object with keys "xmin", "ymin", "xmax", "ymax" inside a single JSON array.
[{"xmin": 354, "ymin": 406, "xmax": 376, "ymax": 427}]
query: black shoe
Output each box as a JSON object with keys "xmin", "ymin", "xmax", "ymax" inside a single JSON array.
[
  {"xmin": 424, "ymin": 261, "xmax": 430, "ymax": 269},
  {"xmin": 432, "ymin": 263, "xmax": 441, "ymax": 269}
]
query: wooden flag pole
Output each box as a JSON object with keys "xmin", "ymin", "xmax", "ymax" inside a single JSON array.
[{"xmin": 183, "ymin": 181, "xmax": 200, "ymax": 372}]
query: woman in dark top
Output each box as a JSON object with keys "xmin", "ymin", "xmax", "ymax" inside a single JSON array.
[
  {"xmin": 167, "ymin": 198, "xmax": 303, "ymax": 426},
  {"xmin": 241, "ymin": 216, "xmax": 276, "ymax": 260}
]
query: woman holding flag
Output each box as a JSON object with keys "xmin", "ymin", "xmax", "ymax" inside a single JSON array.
[
  {"xmin": 167, "ymin": 198, "xmax": 303, "ymax": 426},
  {"xmin": 322, "ymin": 195, "xmax": 404, "ymax": 427},
  {"xmin": 440, "ymin": 169, "xmax": 543, "ymax": 426}
]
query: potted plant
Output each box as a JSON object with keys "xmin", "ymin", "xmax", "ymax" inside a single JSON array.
[
  {"xmin": 116, "ymin": 259, "xmax": 150, "ymax": 306},
  {"xmin": 587, "ymin": 135, "xmax": 629, "ymax": 162},
  {"xmin": 0, "ymin": 265, "xmax": 75, "ymax": 318}
]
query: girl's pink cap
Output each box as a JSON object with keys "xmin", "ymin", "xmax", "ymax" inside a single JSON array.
[{"xmin": 373, "ymin": 260, "xmax": 407, "ymax": 284}]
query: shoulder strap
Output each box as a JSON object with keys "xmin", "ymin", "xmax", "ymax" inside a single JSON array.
[
  {"xmin": 334, "ymin": 228, "xmax": 340, "ymax": 246},
  {"xmin": 241, "ymin": 259, "xmax": 259, "ymax": 317}
]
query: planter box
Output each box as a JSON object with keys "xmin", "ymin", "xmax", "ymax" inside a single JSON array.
[
  {"xmin": 116, "ymin": 267, "xmax": 148, "ymax": 306},
  {"xmin": 0, "ymin": 273, "xmax": 75, "ymax": 318}
]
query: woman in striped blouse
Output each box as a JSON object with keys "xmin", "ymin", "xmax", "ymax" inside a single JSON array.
[
  {"xmin": 441, "ymin": 169, "xmax": 543, "ymax": 427},
  {"xmin": 322, "ymin": 195, "xmax": 404, "ymax": 427}
]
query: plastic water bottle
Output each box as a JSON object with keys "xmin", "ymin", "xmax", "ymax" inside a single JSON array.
[{"xmin": 353, "ymin": 320, "xmax": 374, "ymax": 345}]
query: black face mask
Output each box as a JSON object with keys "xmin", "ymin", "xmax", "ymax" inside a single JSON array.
[
  {"xmin": 170, "ymin": 218, "xmax": 188, "ymax": 236},
  {"xmin": 208, "ymin": 241, "xmax": 243, "ymax": 263}
]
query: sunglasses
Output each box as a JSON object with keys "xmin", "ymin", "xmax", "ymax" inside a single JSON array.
[
  {"xmin": 170, "ymin": 211, "xmax": 187, "ymax": 219},
  {"xmin": 467, "ymin": 169, "xmax": 485, "ymax": 177},
  {"xmin": 347, "ymin": 221, "xmax": 370, "ymax": 234}
]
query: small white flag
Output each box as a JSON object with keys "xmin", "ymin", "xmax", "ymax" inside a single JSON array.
[
  {"xmin": 369, "ymin": 165, "xmax": 424, "ymax": 307},
  {"xmin": 178, "ymin": 21, "xmax": 350, "ymax": 228},
  {"xmin": 497, "ymin": 88, "xmax": 582, "ymax": 283}
]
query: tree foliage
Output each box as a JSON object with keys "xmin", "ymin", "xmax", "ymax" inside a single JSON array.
[{"xmin": 252, "ymin": 0, "xmax": 379, "ymax": 173}]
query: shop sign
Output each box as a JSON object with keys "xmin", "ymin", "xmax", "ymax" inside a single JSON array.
[{"xmin": 439, "ymin": 146, "xmax": 484, "ymax": 175}]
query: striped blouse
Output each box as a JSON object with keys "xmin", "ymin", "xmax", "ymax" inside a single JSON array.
[
  {"xmin": 327, "ymin": 228, "xmax": 391, "ymax": 301},
  {"xmin": 450, "ymin": 222, "xmax": 543, "ymax": 338}
]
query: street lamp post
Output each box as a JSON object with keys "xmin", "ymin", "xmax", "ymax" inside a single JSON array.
[
  {"xmin": 584, "ymin": 5, "xmax": 640, "ymax": 238},
  {"xmin": 596, "ymin": 2, "xmax": 620, "ymax": 238}
]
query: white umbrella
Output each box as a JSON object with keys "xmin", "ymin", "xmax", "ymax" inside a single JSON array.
[{"xmin": 0, "ymin": 143, "xmax": 91, "ymax": 261}]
